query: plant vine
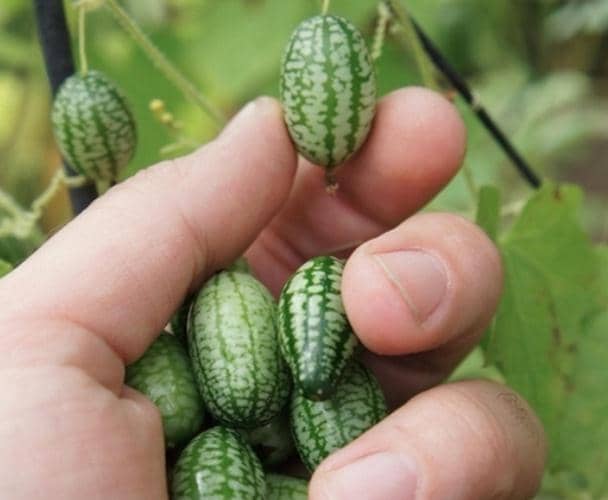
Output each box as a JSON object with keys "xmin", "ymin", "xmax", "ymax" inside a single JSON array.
[
  {"xmin": 103, "ymin": 0, "xmax": 227, "ymax": 129},
  {"xmin": 77, "ymin": 5, "xmax": 88, "ymax": 75},
  {"xmin": 321, "ymin": 0, "xmax": 331, "ymax": 16}
]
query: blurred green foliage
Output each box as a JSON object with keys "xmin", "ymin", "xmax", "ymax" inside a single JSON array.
[
  {"xmin": 1, "ymin": 0, "xmax": 607, "ymax": 236},
  {"xmin": 1, "ymin": 0, "xmax": 608, "ymax": 497}
]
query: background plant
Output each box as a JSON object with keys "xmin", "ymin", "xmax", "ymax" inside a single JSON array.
[{"xmin": 0, "ymin": 0, "xmax": 607, "ymax": 497}]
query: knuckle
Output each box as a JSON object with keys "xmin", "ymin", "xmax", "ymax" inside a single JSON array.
[{"xmin": 437, "ymin": 383, "xmax": 519, "ymax": 495}]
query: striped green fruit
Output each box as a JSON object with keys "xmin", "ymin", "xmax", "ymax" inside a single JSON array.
[
  {"xmin": 170, "ymin": 295, "xmax": 193, "ymax": 346},
  {"xmin": 266, "ymin": 474, "xmax": 308, "ymax": 500},
  {"xmin": 125, "ymin": 332, "xmax": 204, "ymax": 449},
  {"xmin": 171, "ymin": 426, "xmax": 265, "ymax": 500},
  {"xmin": 51, "ymin": 70, "xmax": 136, "ymax": 182},
  {"xmin": 278, "ymin": 256, "xmax": 358, "ymax": 400},
  {"xmin": 188, "ymin": 270, "xmax": 291, "ymax": 428},
  {"xmin": 280, "ymin": 14, "xmax": 376, "ymax": 171},
  {"xmin": 238, "ymin": 410, "xmax": 295, "ymax": 467},
  {"xmin": 290, "ymin": 361, "xmax": 387, "ymax": 471}
]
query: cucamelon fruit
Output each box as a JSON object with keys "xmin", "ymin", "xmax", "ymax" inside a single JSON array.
[
  {"xmin": 171, "ymin": 426, "xmax": 265, "ymax": 500},
  {"xmin": 188, "ymin": 270, "xmax": 291, "ymax": 428},
  {"xmin": 125, "ymin": 332, "xmax": 204, "ymax": 449},
  {"xmin": 290, "ymin": 361, "xmax": 387, "ymax": 471},
  {"xmin": 170, "ymin": 295, "xmax": 193, "ymax": 346},
  {"xmin": 51, "ymin": 70, "xmax": 136, "ymax": 183},
  {"xmin": 238, "ymin": 410, "xmax": 295, "ymax": 467},
  {"xmin": 280, "ymin": 15, "xmax": 376, "ymax": 172},
  {"xmin": 266, "ymin": 474, "xmax": 308, "ymax": 500},
  {"xmin": 278, "ymin": 256, "xmax": 358, "ymax": 400}
]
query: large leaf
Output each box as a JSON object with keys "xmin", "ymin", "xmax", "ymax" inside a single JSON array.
[
  {"xmin": 484, "ymin": 184, "xmax": 606, "ymax": 483},
  {"xmin": 556, "ymin": 307, "xmax": 608, "ymax": 495}
]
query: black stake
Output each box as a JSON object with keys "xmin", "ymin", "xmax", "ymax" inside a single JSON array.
[
  {"xmin": 401, "ymin": 12, "xmax": 542, "ymax": 189},
  {"xmin": 33, "ymin": 0, "xmax": 98, "ymax": 215}
]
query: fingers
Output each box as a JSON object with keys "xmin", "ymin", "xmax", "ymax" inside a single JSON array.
[
  {"xmin": 335, "ymin": 86, "xmax": 467, "ymax": 225},
  {"xmin": 247, "ymin": 87, "xmax": 466, "ymax": 294},
  {"xmin": 310, "ymin": 381, "xmax": 546, "ymax": 500},
  {"xmin": 0, "ymin": 97, "xmax": 297, "ymax": 364},
  {"xmin": 342, "ymin": 212, "xmax": 502, "ymax": 405},
  {"xmin": 343, "ymin": 212, "xmax": 502, "ymax": 355}
]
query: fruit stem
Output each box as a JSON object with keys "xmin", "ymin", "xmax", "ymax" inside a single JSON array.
[
  {"xmin": 104, "ymin": 0, "xmax": 227, "ymax": 130},
  {"xmin": 324, "ymin": 171, "xmax": 339, "ymax": 195},
  {"xmin": 78, "ymin": 5, "xmax": 88, "ymax": 75},
  {"xmin": 95, "ymin": 179, "xmax": 112, "ymax": 196},
  {"xmin": 321, "ymin": 0, "xmax": 331, "ymax": 15},
  {"xmin": 371, "ymin": 2, "xmax": 391, "ymax": 61}
]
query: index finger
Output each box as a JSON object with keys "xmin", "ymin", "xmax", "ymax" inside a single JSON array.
[
  {"xmin": 0, "ymin": 98, "xmax": 297, "ymax": 365},
  {"xmin": 247, "ymin": 87, "xmax": 466, "ymax": 294}
]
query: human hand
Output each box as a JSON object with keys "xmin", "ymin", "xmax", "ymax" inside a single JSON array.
[{"xmin": 0, "ymin": 88, "xmax": 545, "ymax": 499}]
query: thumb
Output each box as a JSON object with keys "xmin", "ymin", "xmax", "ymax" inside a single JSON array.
[
  {"xmin": 0, "ymin": 97, "xmax": 297, "ymax": 364},
  {"xmin": 309, "ymin": 380, "xmax": 546, "ymax": 500}
]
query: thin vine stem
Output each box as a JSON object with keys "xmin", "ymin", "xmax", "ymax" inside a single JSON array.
[
  {"xmin": 0, "ymin": 189, "xmax": 28, "ymax": 219},
  {"xmin": 0, "ymin": 169, "xmax": 87, "ymax": 239},
  {"xmin": 78, "ymin": 5, "xmax": 88, "ymax": 75},
  {"xmin": 104, "ymin": 0, "xmax": 226, "ymax": 129},
  {"xmin": 371, "ymin": 2, "xmax": 390, "ymax": 61},
  {"xmin": 385, "ymin": 0, "xmax": 479, "ymax": 197},
  {"xmin": 322, "ymin": 0, "xmax": 330, "ymax": 15},
  {"xmin": 385, "ymin": 0, "xmax": 436, "ymax": 90}
]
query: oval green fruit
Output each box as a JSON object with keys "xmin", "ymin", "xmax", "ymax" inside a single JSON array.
[
  {"xmin": 51, "ymin": 70, "xmax": 136, "ymax": 182},
  {"xmin": 266, "ymin": 474, "xmax": 308, "ymax": 500},
  {"xmin": 170, "ymin": 295, "xmax": 193, "ymax": 346},
  {"xmin": 290, "ymin": 361, "xmax": 387, "ymax": 471},
  {"xmin": 188, "ymin": 270, "xmax": 291, "ymax": 428},
  {"xmin": 125, "ymin": 332, "xmax": 204, "ymax": 449},
  {"xmin": 171, "ymin": 426, "xmax": 265, "ymax": 500},
  {"xmin": 279, "ymin": 256, "xmax": 358, "ymax": 400},
  {"xmin": 280, "ymin": 14, "xmax": 376, "ymax": 170}
]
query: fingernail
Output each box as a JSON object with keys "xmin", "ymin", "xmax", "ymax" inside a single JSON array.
[
  {"xmin": 318, "ymin": 452, "xmax": 417, "ymax": 500},
  {"xmin": 374, "ymin": 250, "xmax": 447, "ymax": 324}
]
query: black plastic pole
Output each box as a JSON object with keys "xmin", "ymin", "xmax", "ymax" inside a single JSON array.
[
  {"xmin": 409, "ymin": 17, "xmax": 542, "ymax": 189},
  {"xmin": 33, "ymin": 0, "xmax": 98, "ymax": 215}
]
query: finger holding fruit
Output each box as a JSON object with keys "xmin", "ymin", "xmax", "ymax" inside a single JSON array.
[
  {"xmin": 0, "ymin": 5, "xmax": 549, "ymax": 496},
  {"xmin": 0, "ymin": 86, "xmax": 545, "ymax": 498}
]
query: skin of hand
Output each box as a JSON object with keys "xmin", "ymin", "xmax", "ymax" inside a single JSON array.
[{"xmin": 0, "ymin": 88, "xmax": 546, "ymax": 499}]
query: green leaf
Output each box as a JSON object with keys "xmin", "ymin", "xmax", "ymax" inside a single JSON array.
[
  {"xmin": 484, "ymin": 184, "xmax": 605, "ymax": 481},
  {"xmin": 475, "ymin": 185, "xmax": 501, "ymax": 241},
  {"xmin": 538, "ymin": 246, "xmax": 608, "ymax": 496},
  {"xmin": 555, "ymin": 306, "xmax": 608, "ymax": 496}
]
